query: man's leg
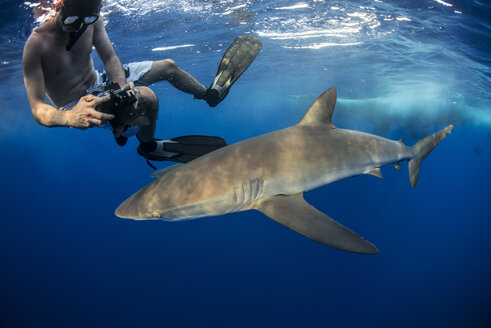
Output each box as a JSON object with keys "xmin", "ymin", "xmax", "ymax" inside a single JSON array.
[
  {"xmin": 135, "ymin": 86, "xmax": 158, "ymax": 146},
  {"xmin": 138, "ymin": 59, "xmax": 207, "ymax": 99},
  {"xmin": 132, "ymin": 75, "xmax": 228, "ymax": 162}
]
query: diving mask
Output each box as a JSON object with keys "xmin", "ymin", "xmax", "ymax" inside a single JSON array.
[
  {"xmin": 61, "ymin": 12, "xmax": 99, "ymax": 51},
  {"xmin": 62, "ymin": 15, "xmax": 99, "ymax": 27}
]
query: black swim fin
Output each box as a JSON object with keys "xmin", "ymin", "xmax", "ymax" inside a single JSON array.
[
  {"xmin": 137, "ymin": 135, "xmax": 227, "ymax": 163},
  {"xmin": 204, "ymin": 35, "xmax": 262, "ymax": 107}
]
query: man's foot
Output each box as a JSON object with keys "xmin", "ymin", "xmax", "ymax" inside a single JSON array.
[
  {"xmin": 202, "ymin": 87, "xmax": 229, "ymax": 107},
  {"xmin": 137, "ymin": 139, "xmax": 179, "ymax": 162}
]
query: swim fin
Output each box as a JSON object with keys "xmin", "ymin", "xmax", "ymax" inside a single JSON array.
[
  {"xmin": 203, "ymin": 35, "xmax": 262, "ymax": 107},
  {"xmin": 137, "ymin": 135, "xmax": 227, "ymax": 163}
]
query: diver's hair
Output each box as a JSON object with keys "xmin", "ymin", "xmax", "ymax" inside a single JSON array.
[{"xmin": 62, "ymin": 0, "xmax": 102, "ymax": 13}]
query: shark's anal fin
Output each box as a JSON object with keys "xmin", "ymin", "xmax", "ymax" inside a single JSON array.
[{"xmin": 255, "ymin": 193, "xmax": 379, "ymax": 254}]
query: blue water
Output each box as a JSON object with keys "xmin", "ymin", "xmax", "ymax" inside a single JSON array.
[{"xmin": 1, "ymin": 0, "xmax": 490, "ymax": 327}]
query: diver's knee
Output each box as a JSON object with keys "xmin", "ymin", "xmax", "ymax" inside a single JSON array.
[
  {"xmin": 154, "ymin": 59, "xmax": 177, "ymax": 75},
  {"xmin": 137, "ymin": 86, "xmax": 159, "ymax": 115},
  {"xmin": 138, "ymin": 87, "xmax": 158, "ymax": 106},
  {"xmin": 161, "ymin": 59, "xmax": 177, "ymax": 69}
]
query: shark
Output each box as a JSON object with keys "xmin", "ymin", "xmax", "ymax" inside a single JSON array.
[{"xmin": 116, "ymin": 88, "xmax": 453, "ymax": 254}]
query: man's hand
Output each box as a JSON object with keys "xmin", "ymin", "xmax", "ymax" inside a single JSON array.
[{"xmin": 67, "ymin": 95, "xmax": 114, "ymax": 129}]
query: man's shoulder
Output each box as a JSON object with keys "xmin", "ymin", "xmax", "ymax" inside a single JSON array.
[
  {"xmin": 30, "ymin": 19, "xmax": 58, "ymax": 40},
  {"xmin": 24, "ymin": 32, "xmax": 45, "ymax": 58},
  {"xmin": 25, "ymin": 23, "xmax": 54, "ymax": 53}
]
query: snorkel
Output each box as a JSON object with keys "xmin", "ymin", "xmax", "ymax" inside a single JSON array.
[{"xmin": 57, "ymin": 0, "xmax": 102, "ymax": 51}]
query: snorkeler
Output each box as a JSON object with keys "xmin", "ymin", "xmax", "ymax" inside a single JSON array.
[{"xmin": 22, "ymin": 0, "xmax": 261, "ymax": 163}]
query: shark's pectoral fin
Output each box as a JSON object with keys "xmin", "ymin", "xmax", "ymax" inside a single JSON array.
[
  {"xmin": 150, "ymin": 163, "xmax": 184, "ymax": 179},
  {"xmin": 254, "ymin": 193, "xmax": 379, "ymax": 254}
]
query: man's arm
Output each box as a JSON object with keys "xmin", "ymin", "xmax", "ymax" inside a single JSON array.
[
  {"xmin": 23, "ymin": 34, "xmax": 113, "ymax": 128},
  {"xmin": 23, "ymin": 34, "xmax": 69, "ymax": 127},
  {"xmin": 93, "ymin": 19, "xmax": 126, "ymax": 87}
]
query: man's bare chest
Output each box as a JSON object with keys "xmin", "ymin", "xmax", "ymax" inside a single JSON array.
[{"xmin": 42, "ymin": 30, "xmax": 95, "ymax": 80}]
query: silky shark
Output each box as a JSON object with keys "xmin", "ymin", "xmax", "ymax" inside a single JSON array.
[{"xmin": 116, "ymin": 88, "xmax": 453, "ymax": 254}]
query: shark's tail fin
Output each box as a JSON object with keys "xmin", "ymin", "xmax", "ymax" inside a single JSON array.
[{"xmin": 408, "ymin": 125, "xmax": 454, "ymax": 188}]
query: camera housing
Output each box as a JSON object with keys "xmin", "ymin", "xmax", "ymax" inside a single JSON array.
[
  {"xmin": 95, "ymin": 84, "xmax": 145, "ymax": 140},
  {"xmin": 97, "ymin": 86, "xmax": 137, "ymax": 115}
]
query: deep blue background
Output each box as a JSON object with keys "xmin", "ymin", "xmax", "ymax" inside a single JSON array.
[{"xmin": 1, "ymin": 0, "xmax": 490, "ymax": 327}]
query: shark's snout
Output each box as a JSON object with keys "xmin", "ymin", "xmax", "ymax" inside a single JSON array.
[
  {"xmin": 115, "ymin": 198, "xmax": 139, "ymax": 219},
  {"xmin": 115, "ymin": 180, "xmax": 165, "ymax": 220},
  {"xmin": 114, "ymin": 190, "xmax": 154, "ymax": 220}
]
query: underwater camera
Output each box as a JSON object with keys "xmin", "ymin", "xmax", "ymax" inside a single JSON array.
[
  {"xmin": 96, "ymin": 83, "xmax": 137, "ymax": 116},
  {"xmin": 96, "ymin": 83, "xmax": 146, "ymax": 145}
]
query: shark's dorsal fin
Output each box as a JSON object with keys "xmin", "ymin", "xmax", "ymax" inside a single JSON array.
[{"xmin": 299, "ymin": 88, "xmax": 337, "ymax": 127}]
